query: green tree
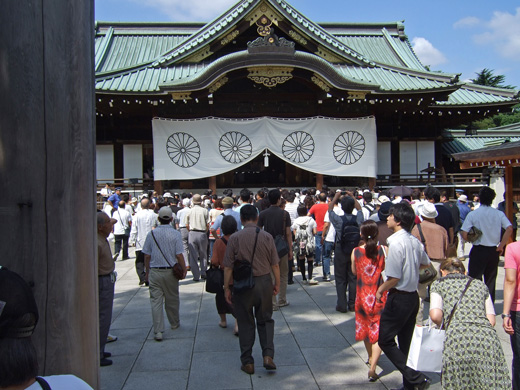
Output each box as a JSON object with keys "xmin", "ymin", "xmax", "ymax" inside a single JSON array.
[{"xmin": 470, "ymin": 68, "xmax": 515, "ymax": 89}]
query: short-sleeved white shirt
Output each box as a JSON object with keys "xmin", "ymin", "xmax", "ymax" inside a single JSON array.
[
  {"xmin": 385, "ymin": 229, "xmax": 430, "ymax": 292},
  {"xmin": 461, "ymin": 205, "xmax": 512, "ymax": 246}
]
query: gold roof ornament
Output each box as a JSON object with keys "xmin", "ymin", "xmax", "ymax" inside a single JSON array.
[{"xmin": 247, "ymin": 67, "xmax": 293, "ymax": 88}]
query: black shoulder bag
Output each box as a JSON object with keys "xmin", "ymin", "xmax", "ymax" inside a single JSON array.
[
  {"xmin": 151, "ymin": 231, "xmax": 184, "ymax": 280},
  {"xmin": 417, "ymin": 223, "xmax": 438, "ymax": 284},
  {"xmin": 233, "ymin": 227, "xmax": 260, "ymax": 294},
  {"xmin": 206, "ymin": 237, "xmax": 227, "ymax": 294},
  {"xmin": 274, "ymin": 212, "xmax": 289, "ymax": 258}
]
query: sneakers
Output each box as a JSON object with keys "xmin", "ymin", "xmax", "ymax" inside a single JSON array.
[
  {"xmin": 171, "ymin": 323, "xmax": 180, "ymax": 330},
  {"xmin": 154, "ymin": 332, "xmax": 163, "ymax": 341},
  {"xmin": 302, "ymin": 279, "xmax": 308, "ymax": 285},
  {"xmin": 308, "ymin": 279, "xmax": 318, "ymax": 285},
  {"xmin": 278, "ymin": 301, "xmax": 290, "ymax": 307},
  {"xmin": 106, "ymin": 334, "xmax": 118, "ymax": 343},
  {"xmin": 322, "ymin": 274, "xmax": 330, "ymax": 281}
]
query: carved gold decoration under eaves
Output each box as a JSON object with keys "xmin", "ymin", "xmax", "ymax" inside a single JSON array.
[
  {"xmin": 171, "ymin": 92, "xmax": 192, "ymax": 101},
  {"xmin": 247, "ymin": 67, "xmax": 293, "ymax": 88},
  {"xmin": 311, "ymin": 74, "xmax": 331, "ymax": 92},
  {"xmin": 221, "ymin": 29, "xmax": 240, "ymax": 46},
  {"xmin": 347, "ymin": 91, "xmax": 367, "ymax": 100},
  {"xmin": 316, "ymin": 46, "xmax": 343, "ymax": 63},
  {"xmin": 182, "ymin": 45, "xmax": 213, "ymax": 63},
  {"xmin": 245, "ymin": 2, "xmax": 283, "ymax": 28},
  {"xmin": 209, "ymin": 76, "xmax": 229, "ymax": 93},
  {"xmin": 288, "ymin": 30, "xmax": 308, "ymax": 46}
]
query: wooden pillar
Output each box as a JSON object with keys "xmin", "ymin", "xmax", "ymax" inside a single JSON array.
[
  {"xmin": 0, "ymin": 0, "xmax": 97, "ymax": 388},
  {"xmin": 154, "ymin": 180, "xmax": 164, "ymax": 195},
  {"xmin": 505, "ymin": 165, "xmax": 514, "ymax": 242},
  {"xmin": 369, "ymin": 177, "xmax": 376, "ymax": 190},
  {"xmin": 316, "ymin": 174, "xmax": 324, "ymax": 190},
  {"xmin": 209, "ymin": 176, "xmax": 217, "ymax": 194}
]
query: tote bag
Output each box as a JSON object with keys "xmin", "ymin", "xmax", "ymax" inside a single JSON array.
[{"xmin": 406, "ymin": 324, "xmax": 444, "ymax": 373}]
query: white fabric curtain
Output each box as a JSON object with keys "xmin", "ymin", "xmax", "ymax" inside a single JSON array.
[{"xmin": 152, "ymin": 116, "xmax": 377, "ymax": 180}]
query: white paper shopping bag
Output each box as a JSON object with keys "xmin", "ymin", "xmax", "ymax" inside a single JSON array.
[{"xmin": 406, "ymin": 325, "xmax": 444, "ymax": 373}]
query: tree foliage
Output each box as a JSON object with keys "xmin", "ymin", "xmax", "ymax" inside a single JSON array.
[{"xmin": 470, "ymin": 68, "xmax": 515, "ymax": 89}]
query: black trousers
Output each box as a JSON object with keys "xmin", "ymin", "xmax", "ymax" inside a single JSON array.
[
  {"xmin": 378, "ymin": 290, "xmax": 426, "ymax": 390},
  {"xmin": 233, "ymin": 274, "xmax": 274, "ymax": 365},
  {"xmin": 334, "ymin": 245, "xmax": 356, "ymax": 310},
  {"xmin": 135, "ymin": 250, "xmax": 146, "ymax": 284},
  {"xmin": 114, "ymin": 234, "xmax": 129, "ymax": 259},
  {"xmin": 468, "ymin": 244, "xmax": 499, "ymax": 302}
]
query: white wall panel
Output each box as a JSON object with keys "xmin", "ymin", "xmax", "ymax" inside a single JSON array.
[
  {"xmin": 123, "ymin": 144, "xmax": 143, "ymax": 179},
  {"xmin": 417, "ymin": 141, "xmax": 435, "ymax": 173},
  {"xmin": 96, "ymin": 145, "xmax": 114, "ymax": 182},
  {"xmin": 377, "ymin": 141, "xmax": 391, "ymax": 175},
  {"xmin": 400, "ymin": 141, "xmax": 417, "ymax": 175}
]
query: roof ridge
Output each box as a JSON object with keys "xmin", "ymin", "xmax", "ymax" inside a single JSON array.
[{"xmin": 150, "ymin": 0, "xmax": 377, "ymax": 69}]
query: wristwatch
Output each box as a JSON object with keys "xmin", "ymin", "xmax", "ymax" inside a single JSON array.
[{"xmin": 502, "ymin": 313, "xmax": 511, "ymax": 319}]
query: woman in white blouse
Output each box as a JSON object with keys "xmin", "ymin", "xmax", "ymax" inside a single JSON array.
[{"xmin": 429, "ymin": 258, "xmax": 509, "ymax": 389}]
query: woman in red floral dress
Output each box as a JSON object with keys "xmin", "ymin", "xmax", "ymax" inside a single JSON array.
[{"xmin": 351, "ymin": 220, "xmax": 387, "ymax": 382}]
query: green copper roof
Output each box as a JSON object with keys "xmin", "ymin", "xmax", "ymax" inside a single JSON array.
[
  {"xmin": 435, "ymin": 84, "xmax": 518, "ymax": 107},
  {"xmin": 442, "ymin": 125, "xmax": 520, "ymax": 155},
  {"xmin": 150, "ymin": 0, "xmax": 375, "ymax": 68},
  {"xmin": 94, "ymin": 0, "xmax": 518, "ymax": 108}
]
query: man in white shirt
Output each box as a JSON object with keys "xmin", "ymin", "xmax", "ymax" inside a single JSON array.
[
  {"xmin": 186, "ymin": 194, "xmax": 209, "ymax": 281},
  {"xmin": 461, "ymin": 186, "xmax": 512, "ymax": 302},
  {"xmin": 130, "ymin": 198, "xmax": 158, "ymax": 286},
  {"xmin": 100, "ymin": 183, "xmax": 112, "ymax": 200},
  {"xmin": 176, "ymin": 198, "xmax": 191, "ymax": 265},
  {"xmin": 376, "ymin": 203, "xmax": 431, "ymax": 390},
  {"xmin": 113, "ymin": 200, "xmax": 132, "ymax": 261}
]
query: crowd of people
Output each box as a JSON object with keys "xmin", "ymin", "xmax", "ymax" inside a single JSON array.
[{"xmin": 93, "ymin": 183, "xmax": 520, "ymax": 389}]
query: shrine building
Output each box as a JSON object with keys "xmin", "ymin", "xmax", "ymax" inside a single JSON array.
[{"xmin": 94, "ymin": 0, "xmax": 519, "ymax": 193}]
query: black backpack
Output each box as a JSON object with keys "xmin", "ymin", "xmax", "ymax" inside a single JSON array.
[{"xmin": 339, "ymin": 214, "xmax": 361, "ymax": 254}]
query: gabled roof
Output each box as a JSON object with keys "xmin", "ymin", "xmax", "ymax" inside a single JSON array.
[
  {"xmin": 150, "ymin": 0, "xmax": 375, "ymax": 68},
  {"xmin": 93, "ymin": 0, "xmax": 518, "ymax": 108}
]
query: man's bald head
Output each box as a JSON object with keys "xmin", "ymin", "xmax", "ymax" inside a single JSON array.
[{"xmin": 141, "ymin": 198, "xmax": 150, "ymax": 209}]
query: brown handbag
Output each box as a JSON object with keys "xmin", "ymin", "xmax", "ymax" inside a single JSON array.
[{"xmin": 151, "ymin": 231, "xmax": 184, "ymax": 280}]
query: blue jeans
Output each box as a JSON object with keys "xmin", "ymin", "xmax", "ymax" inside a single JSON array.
[
  {"xmin": 322, "ymin": 240, "xmax": 334, "ymax": 276},
  {"xmin": 511, "ymin": 311, "xmax": 520, "ymax": 390},
  {"xmin": 314, "ymin": 232, "xmax": 323, "ymax": 264}
]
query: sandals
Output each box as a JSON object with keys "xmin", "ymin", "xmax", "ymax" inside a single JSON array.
[{"xmin": 368, "ymin": 371, "xmax": 379, "ymax": 382}]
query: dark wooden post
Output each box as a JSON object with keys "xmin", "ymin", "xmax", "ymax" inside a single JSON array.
[
  {"xmin": 0, "ymin": 1, "xmax": 97, "ymax": 388},
  {"xmin": 316, "ymin": 174, "xmax": 324, "ymax": 190},
  {"xmin": 209, "ymin": 176, "xmax": 217, "ymax": 194}
]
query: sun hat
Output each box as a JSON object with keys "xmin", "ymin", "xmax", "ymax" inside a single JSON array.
[{"xmin": 420, "ymin": 202, "xmax": 438, "ymax": 219}]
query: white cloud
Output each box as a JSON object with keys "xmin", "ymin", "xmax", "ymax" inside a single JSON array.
[
  {"xmin": 473, "ymin": 7, "xmax": 520, "ymax": 61},
  {"xmin": 453, "ymin": 16, "xmax": 480, "ymax": 29},
  {"xmin": 133, "ymin": 0, "xmax": 236, "ymax": 21},
  {"xmin": 411, "ymin": 37, "xmax": 447, "ymax": 67}
]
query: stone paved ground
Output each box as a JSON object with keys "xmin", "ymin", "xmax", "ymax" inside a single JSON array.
[{"xmin": 100, "ymin": 245, "xmax": 513, "ymax": 390}]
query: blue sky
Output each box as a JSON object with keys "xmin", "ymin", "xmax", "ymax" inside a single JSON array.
[{"xmin": 95, "ymin": 0, "xmax": 520, "ymax": 89}]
